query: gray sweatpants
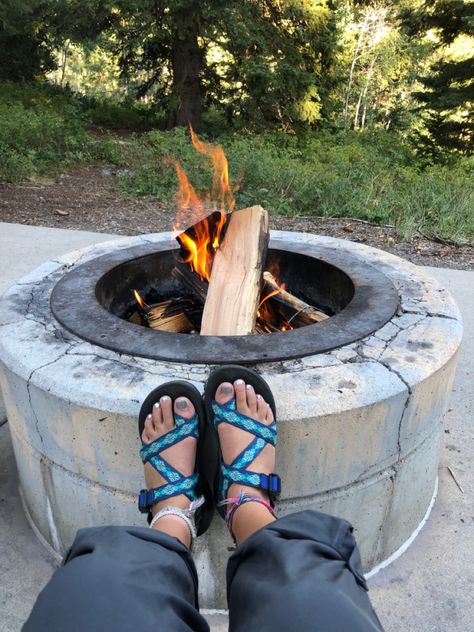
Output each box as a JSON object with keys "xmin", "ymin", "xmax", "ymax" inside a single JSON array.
[{"xmin": 23, "ymin": 510, "xmax": 383, "ymax": 631}]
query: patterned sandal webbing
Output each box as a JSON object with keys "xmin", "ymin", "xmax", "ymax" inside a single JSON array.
[
  {"xmin": 138, "ymin": 413, "xmax": 199, "ymax": 513},
  {"xmin": 212, "ymin": 398, "xmax": 281, "ymax": 505}
]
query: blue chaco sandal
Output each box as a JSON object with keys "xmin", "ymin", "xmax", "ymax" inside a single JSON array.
[
  {"xmin": 137, "ymin": 381, "xmax": 214, "ymax": 536},
  {"xmin": 203, "ymin": 365, "xmax": 281, "ymax": 519}
]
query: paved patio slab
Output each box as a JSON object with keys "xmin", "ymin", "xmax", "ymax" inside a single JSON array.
[{"xmin": 0, "ymin": 223, "xmax": 472, "ymax": 631}]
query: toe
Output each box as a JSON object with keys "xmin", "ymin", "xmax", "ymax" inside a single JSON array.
[
  {"xmin": 151, "ymin": 402, "xmax": 162, "ymax": 429},
  {"xmin": 265, "ymin": 403, "xmax": 274, "ymax": 423},
  {"xmin": 256, "ymin": 394, "xmax": 267, "ymax": 421},
  {"xmin": 215, "ymin": 382, "xmax": 234, "ymax": 405},
  {"xmin": 174, "ymin": 396, "xmax": 195, "ymax": 420},
  {"xmin": 245, "ymin": 384, "xmax": 257, "ymax": 415},
  {"xmin": 160, "ymin": 395, "xmax": 174, "ymax": 429},
  {"xmin": 142, "ymin": 413, "xmax": 154, "ymax": 442},
  {"xmin": 234, "ymin": 379, "xmax": 249, "ymax": 414}
]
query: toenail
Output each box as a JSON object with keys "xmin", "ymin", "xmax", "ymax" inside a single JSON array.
[
  {"xmin": 146, "ymin": 413, "xmax": 152, "ymax": 420},
  {"xmin": 256, "ymin": 394, "xmax": 262, "ymax": 399},
  {"xmin": 246, "ymin": 384, "xmax": 252, "ymax": 390},
  {"xmin": 161, "ymin": 396, "xmax": 171, "ymax": 403},
  {"xmin": 221, "ymin": 386, "xmax": 233, "ymax": 395},
  {"xmin": 235, "ymin": 379, "xmax": 244, "ymax": 386},
  {"xmin": 176, "ymin": 399, "xmax": 188, "ymax": 410},
  {"xmin": 153, "ymin": 402, "xmax": 160, "ymax": 409}
]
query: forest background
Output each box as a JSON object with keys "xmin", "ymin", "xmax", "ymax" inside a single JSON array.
[{"xmin": 0, "ymin": 0, "xmax": 472, "ymax": 244}]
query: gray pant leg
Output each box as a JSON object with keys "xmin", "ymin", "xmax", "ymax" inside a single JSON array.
[
  {"xmin": 227, "ymin": 510, "xmax": 384, "ymax": 632},
  {"xmin": 23, "ymin": 526, "xmax": 209, "ymax": 632}
]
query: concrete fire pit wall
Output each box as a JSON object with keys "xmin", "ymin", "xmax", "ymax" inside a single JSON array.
[{"xmin": 0, "ymin": 232, "xmax": 462, "ymax": 609}]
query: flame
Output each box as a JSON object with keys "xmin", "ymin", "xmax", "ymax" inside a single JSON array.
[
  {"xmin": 189, "ymin": 124, "xmax": 235, "ymax": 213},
  {"xmin": 258, "ymin": 285, "xmax": 285, "ymax": 311},
  {"xmin": 133, "ymin": 289, "xmax": 149, "ymax": 310},
  {"xmin": 257, "ymin": 274, "xmax": 294, "ymax": 333},
  {"xmin": 171, "ymin": 124, "xmax": 235, "ymax": 282}
]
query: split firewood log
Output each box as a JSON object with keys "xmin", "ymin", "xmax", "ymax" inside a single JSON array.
[{"xmin": 200, "ymin": 205, "xmax": 269, "ymax": 335}]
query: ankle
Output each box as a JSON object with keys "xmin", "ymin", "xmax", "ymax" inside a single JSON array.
[
  {"xmin": 151, "ymin": 514, "xmax": 191, "ymax": 548},
  {"xmin": 228, "ymin": 483, "xmax": 269, "ymax": 503},
  {"xmin": 222, "ymin": 488, "xmax": 277, "ymax": 545},
  {"xmin": 232, "ymin": 501, "xmax": 276, "ymax": 545}
]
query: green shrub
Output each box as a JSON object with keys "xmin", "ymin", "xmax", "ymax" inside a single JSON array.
[
  {"xmin": 0, "ymin": 81, "xmax": 124, "ymax": 181},
  {"xmin": 82, "ymin": 97, "xmax": 165, "ymax": 131},
  {"xmin": 118, "ymin": 128, "xmax": 474, "ymax": 244}
]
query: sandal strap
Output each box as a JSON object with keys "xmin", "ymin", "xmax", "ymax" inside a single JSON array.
[
  {"xmin": 212, "ymin": 400, "xmax": 276, "ymax": 445},
  {"xmin": 140, "ymin": 414, "xmax": 199, "ymax": 464},
  {"xmin": 138, "ymin": 413, "xmax": 200, "ymax": 516},
  {"xmin": 221, "ymin": 464, "xmax": 281, "ymax": 501},
  {"xmin": 212, "ymin": 398, "xmax": 280, "ymax": 504},
  {"xmin": 138, "ymin": 474, "xmax": 199, "ymax": 513}
]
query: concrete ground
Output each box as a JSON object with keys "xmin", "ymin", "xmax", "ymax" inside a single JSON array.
[{"xmin": 0, "ymin": 223, "xmax": 472, "ymax": 632}]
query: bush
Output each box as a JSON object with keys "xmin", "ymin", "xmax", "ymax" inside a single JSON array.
[
  {"xmin": 81, "ymin": 97, "xmax": 165, "ymax": 131},
  {"xmin": 117, "ymin": 128, "xmax": 474, "ymax": 244},
  {"xmin": 0, "ymin": 81, "xmax": 124, "ymax": 182}
]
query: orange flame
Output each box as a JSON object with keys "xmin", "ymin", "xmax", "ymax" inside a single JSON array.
[
  {"xmin": 189, "ymin": 124, "xmax": 235, "ymax": 213},
  {"xmin": 257, "ymin": 271, "xmax": 294, "ymax": 333},
  {"xmin": 172, "ymin": 124, "xmax": 235, "ymax": 282},
  {"xmin": 133, "ymin": 289, "xmax": 149, "ymax": 310}
]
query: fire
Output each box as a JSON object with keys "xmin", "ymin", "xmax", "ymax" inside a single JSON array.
[
  {"xmin": 165, "ymin": 128, "xmax": 294, "ymax": 333},
  {"xmin": 172, "ymin": 124, "xmax": 235, "ymax": 282},
  {"xmin": 189, "ymin": 125, "xmax": 235, "ymax": 214},
  {"xmin": 257, "ymin": 279, "xmax": 294, "ymax": 333},
  {"xmin": 133, "ymin": 289, "xmax": 149, "ymax": 310}
]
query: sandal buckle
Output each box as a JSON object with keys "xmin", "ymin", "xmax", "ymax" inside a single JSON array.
[
  {"xmin": 259, "ymin": 473, "xmax": 281, "ymax": 499},
  {"xmin": 138, "ymin": 489, "xmax": 155, "ymax": 513}
]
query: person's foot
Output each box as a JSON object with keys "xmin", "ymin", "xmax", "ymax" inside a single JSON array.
[
  {"xmin": 215, "ymin": 379, "xmax": 277, "ymax": 544},
  {"xmin": 141, "ymin": 395, "xmax": 197, "ymax": 544},
  {"xmin": 215, "ymin": 379, "xmax": 275, "ymax": 501}
]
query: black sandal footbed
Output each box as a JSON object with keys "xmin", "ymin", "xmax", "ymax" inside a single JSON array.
[
  {"xmin": 138, "ymin": 380, "xmax": 214, "ymax": 535},
  {"xmin": 203, "ymin": 365, "xmax": 277, "ymax": 519}
]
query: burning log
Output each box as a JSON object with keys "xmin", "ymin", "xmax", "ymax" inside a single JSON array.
[
  {"xmin": 262, "ymin": 271, "xmax": 329, "ymax": 326},
  {"xmin": 171, "ymin": 261, "xmax": 208, "ymax": 305},
  {"xmin": 201, "ymin": 205, "xmax": 269, "ymax": 335},
  {"xmin": 132, "ymin": 292, "xmax": 197, "ymax": 333},
  {"xmin": 128, "ymin": 311, "xmax": 143, "ymax": 326},
  {"xmin": 145, "ymin": 300, "xmax": 194, "ymax": 333}
]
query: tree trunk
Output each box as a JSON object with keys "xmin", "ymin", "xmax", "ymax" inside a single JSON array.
[
  {"xmin": 167, "ymin": 7, "xmax": 203, "ymax": 132},
  {"xmin": 344, "ymin": 14, "xmax": 369, "ymax": 127},
  {"xmin": 60, "ymin": 40, "xmax": 70, "ymax": 87}
]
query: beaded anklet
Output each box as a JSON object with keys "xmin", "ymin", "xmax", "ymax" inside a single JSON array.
[
  {"xmin": 219, "ymin": 489, "xmax": 276, "ymax": 543},
  {"xmin": 149, "ymin": 496, "xmax": 204, "ymax": 547}
]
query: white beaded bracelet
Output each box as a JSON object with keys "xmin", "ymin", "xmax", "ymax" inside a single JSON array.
[{"xmin": 149, "ymin": 496, "xmax": 204, "ymax": 546}]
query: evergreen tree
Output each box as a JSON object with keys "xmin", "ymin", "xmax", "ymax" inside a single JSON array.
[
  {"xmin": 59, "ymin": 0, "xmax": 338, "ymax": 131},
  {"xmin": 406, "ymin": 0, "xmax": 474, "ymax": 153},
  {"xmin": 0, "ymin": 0, "xmax": 55, "ymax": 81}
]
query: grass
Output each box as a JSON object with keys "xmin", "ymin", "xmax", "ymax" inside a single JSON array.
[
  {"xmin": 0, "ymin": 81, "xmax": 122, "ymax": 182},
  {"xmin": 0, "ymin": 81, "xmax": 472, "ymax": 244},
  {"xmin": 117, "ymin": 127, "xmax": 474, "ymax": 245}
]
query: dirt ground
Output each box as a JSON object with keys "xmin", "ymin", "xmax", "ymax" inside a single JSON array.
[{"xmin": 1, "ymin": 165, "xmax": 472, "ymax": 270}]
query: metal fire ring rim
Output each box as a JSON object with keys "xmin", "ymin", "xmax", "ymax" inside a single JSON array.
[{"xmin": 50, "ymin": 237, "xmax": 399, "ymax": 364}]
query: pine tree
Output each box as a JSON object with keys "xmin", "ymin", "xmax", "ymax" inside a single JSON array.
[
  {"xmin": 52, "ymin": 0, "xmax": 338, "ymax": 131},
  {"xmin": 0, "ymin": 0, "xmax": 54, "ymax": 81},
  {"xmin": 406, "ymin": 0, "xmax": 474, "ymax": 153}
]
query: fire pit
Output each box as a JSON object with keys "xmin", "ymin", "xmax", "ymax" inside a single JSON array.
[
  {"xmin": 0, "ymin": 230, "xmax": 462, "ymax": 608},
  {"xmin": 50, "ymin": 238, "xmax": 398, "ymax": 364}
]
